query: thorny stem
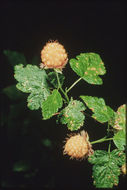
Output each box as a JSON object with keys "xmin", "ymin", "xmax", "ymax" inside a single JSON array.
[
  {"xmin": 91, "ymin": 137, "xmax": 113, "ymax": 145},
  {"xmin": 55, "ymin": 71, "xmax": 69, "ymax": 103},
  {"xmin": 66, "ymin": 77, "xmax": 82, "ymax": 93}
]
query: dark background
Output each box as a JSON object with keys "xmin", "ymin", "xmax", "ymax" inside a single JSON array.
[{"xmin": 0, "ymin": 0, "xmax": 126, "ymax": 189}]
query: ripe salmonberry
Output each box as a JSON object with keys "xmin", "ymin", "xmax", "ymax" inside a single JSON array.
[
  {"xmin": 63, "ymin": 130, "xmax": 93, "ymax": 160},
  {"xmin": 40, "ymin": 40, "xmax": 68, "ymax": 69}
]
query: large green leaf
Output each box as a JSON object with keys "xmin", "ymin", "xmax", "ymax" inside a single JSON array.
[
  {"xmin": 42, "ymin": 89, "xmax": 63, "ymax": 119},
  {"xmin": 80, "ymin": 96, "xmax": 115, "ymax": 123},
  {"xmin": 109, "ymin": 104, "xmax": 126, "ymax": 131},
  {"xmin": 14, "ymin": 64, "xmax": 50, "ymax": 110},
  {"xmin": 88, "ymin": 149, "xmax": 125, "ymax": 188},
  {"xmin": 59, "ymin": 99, "xmax": 86, "ymax": 131},
  {"xmin": 70, "ymin": 53, "xmax": 106, "ymax": 85},
  {"xmin": 4, "ymin": 50, "xmax": 27, "ymax": 66},
  {"xmin": 113, "ymin": 130, "xmax": 126, "ymax": 150}
]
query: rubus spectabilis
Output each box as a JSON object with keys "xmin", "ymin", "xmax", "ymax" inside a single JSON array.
[
  {"xmin": 63, "ymin": 130, "xmax": 94, "ymax": 160},
  {"xmin": 40, "ymin": 40, "xmax": 68, "ymax": 69}
]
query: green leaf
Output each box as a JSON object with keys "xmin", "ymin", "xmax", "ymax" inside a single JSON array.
[
  {"xmin": 14, "ymin": 64, "xmax": 50, "ymax": 110},
  {"xmin": 4, "ymin": 50, "xmax": 27, "ymax": 66},
  {"xmin": 2, "ymin": 85, "xmax": 24, "ymax": 100},
  {"xmin": 80, "ymin": 96, "xmax": 115, "ymax": 123},
  {"xmin": 47, "ymin": 71, "xmax": 65, "ymax": 88},
  {"xmin": 59, "ymin": 99, "xmax": 86, "ymax": 131},
  {"xmin": 88, "ymin": 150, "xmax": 125, "ymax": 188},
  {"xmin": 109, "ymin": 104, "xmax": 126, "ymax": 131},
  {"xmin": 113, "ymin": 130, "xmax": 126, "ymax": 150},
  {"xmin": 42, "ymin": 89, "xmax": 63, "ymax": 119},
  {"xmin": 88, "ymin": 150, "xmax": 109, "ymax": 165},
  {"xmin": 70, "ymin": 53, "xmax": 106, "ymax": 85},
  {"xmin": 13, "ymin": 160, "xmax": 30, "ymax": 172}
]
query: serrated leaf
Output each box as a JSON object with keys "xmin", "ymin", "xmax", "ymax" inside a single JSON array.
[
  {"xmin": 14, "ymin": 64, "xmax": 50, "ymax": 110},
  {"xmin": 42, "ymin": 89, "xmax": 63, "ymax": 119},
  {"xmin": 59, "ymin": 99, "xmax": 86, "ymax": 131},
  {"xmin": 80, "ymin": 96, "xmax": 115, "ymax": 123},
  {"xmin": 113, "ymin": 130, "xmax": 126, "ymax": 150},
  {"xmin": 4, "ymin": 50, "xmax": 27, "ymax": 66},
  {"xmin": 47, "ymin": 72, "xmax": 65, "ymax": 88},
  {"xmin": 109, "ymin": 104, "xmax": 126, "ymax": 131},
  {"xmin": 88, "ymin": 150, "xmax": 109, "ymax": 165},
  {"xmin": 88, "ymin": 149, "xmax": 125, "ymax": 188},
  {"xmin": 70, "ymin": 53, "xmax": 106, "ymax": 85}
]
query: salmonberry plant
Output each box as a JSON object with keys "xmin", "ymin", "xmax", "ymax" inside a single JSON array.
[{"xmin": 4, "ymin": 41, "xmax": 126, "ymax": 188}]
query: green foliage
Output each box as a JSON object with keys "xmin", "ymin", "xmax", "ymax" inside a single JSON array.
[
  {"xmin": 47, "ymin": 71, "xmax": 65, "ymax": 88},
  {"xmin": 80, "ymin": 96, "xmax": 115, "ymax": 123},
  {"xmin": 70, "ymin": 53, "xmax": 106, "ymax": 85},
  {"xmin": 110, "ymin": 104, "xmax": 126, "ymax": 131},
  {"xmin": 3, "ymin": 49, "xmax": 125, "ymax": 189},
  {"xmin": 88, "ymin": 149, "xmax": 125, "ymax": 188},
  {"xmin": 42, "ymin": 89, "xmax": 63, "ymax": 119},
  {"xmin": 59, "ymin": 99, "xmax": 86, "ymax": 131},
  {"xmin": 113, "ymin": 130, "xmax": 126, "ymax": 150},
  {"xmin": 14, "ymin": 64, "xmax": 50, "ymax": 110},
  {"xmin": 3, "ymin": 50, "xmax": 27, "ymax": 66}
]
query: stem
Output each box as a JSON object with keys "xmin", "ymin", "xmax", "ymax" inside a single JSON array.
[
  {"xmin": 55, "ymin": 71, "xmax": 69, "ymax": 103},
  {"xmin": 108, "ymin": 141, "xmax": 111, "ymax": 154},
  {"xmin": 91, "ymin": 137, "xmax": 113, "ymax": 145},
  {"xmin": 66, "ymin": 77, "xmax": 82, "ymax": 93}
]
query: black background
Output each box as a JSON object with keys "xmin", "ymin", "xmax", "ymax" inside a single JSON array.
[{"xmin": 0, "ymin": 0, "xmax": 126, "ymax": 189}]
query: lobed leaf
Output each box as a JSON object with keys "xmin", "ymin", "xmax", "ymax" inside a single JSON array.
[
  {"xmin": 113, "ymin": 130, "xmax": 126, "ymax": 150},
  {"xmin": 70, "ymin": 53, "xmax": 106, "ymax": 85},
  {"xmin": 42, "ymin": 89, "xmax": 63, "ymax": 120},
  {"xmin": 109, "ymin": 104, "xmax": 126, "ymax": 131},
  {"xmin": 88, "ymin": 149, "xmax": 125, "ymax": 188},
  {"xmin": 80, "ymin": 96, "xmax": 115, "ymax": 123},
  {"xmin": 14, "ymin": 64, "xmax": 50, "ymax": 110},
  {"xmin": 59, "ymin": 99, "xmax": 86, "ymax": 131}
]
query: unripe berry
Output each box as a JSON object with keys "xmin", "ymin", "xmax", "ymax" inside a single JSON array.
[
  {"xmin": 40, "ymin": 41, "xmax": 68, "ymax": 69},
  {"xmin": 121, "ymin": 163, "xmax": 126, "ymax": 175},
  {"xmin": 63, "ymin": 131, "xmax": 93, "ymax": 160}
]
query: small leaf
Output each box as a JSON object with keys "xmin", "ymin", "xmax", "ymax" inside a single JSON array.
[
  {"xmin": 59, "ymin": 99, "xmax": 86, "ymax": 131},
  {"xmin": 70, "ymin": 53, "xmax": 106, "ymax": 85},
  {"xmin": 14, "ymin": 64, "xmax": 50, "ymax": 110},
  {"xmin": 113, "ymin": 130, "xmax": 126, "ymax": 150},
  {"xmin": 42, "ymin": 89, "xmax": 63, "ymax": 119},
  {"xmin": 4, "ymin": 50, "xmax": 27, "ymax": 66},
  {"xmin": 47, "ymin": 71, "xmax": 65, "ymax": 88},
  {"xmin": 80, "ymin": 96, "xmax": 115, "ymax": 123}
]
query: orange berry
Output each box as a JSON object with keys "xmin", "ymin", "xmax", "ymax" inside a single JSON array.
[
  {"xmin": 63, "ymin": 131, "xmax": 93, "ymax": 160},
  {"xmin": 40, "ymin": 41, "xmax": 68, "ymax": 69}
]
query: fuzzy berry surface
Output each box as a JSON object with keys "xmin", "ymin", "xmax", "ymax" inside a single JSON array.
[
  {"xmin": 63, "ymin": 134, "xmax": 89, "ymax": 159},
  {"xmin": 41, "ymin": 41, "xmax": 68, "ymax": 69}
]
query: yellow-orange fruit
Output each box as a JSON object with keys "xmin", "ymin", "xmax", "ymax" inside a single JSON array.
[
  {"xmin": 121, "ymin": 164, "xmax": 126, "ymax": 175},
  {"xmin": 63, "ymin": 133, "xmax": 90, "ymax": 160},
  {"xmin": 40, "ymin": 41, "xmax": 68, "ymax": 69}
]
